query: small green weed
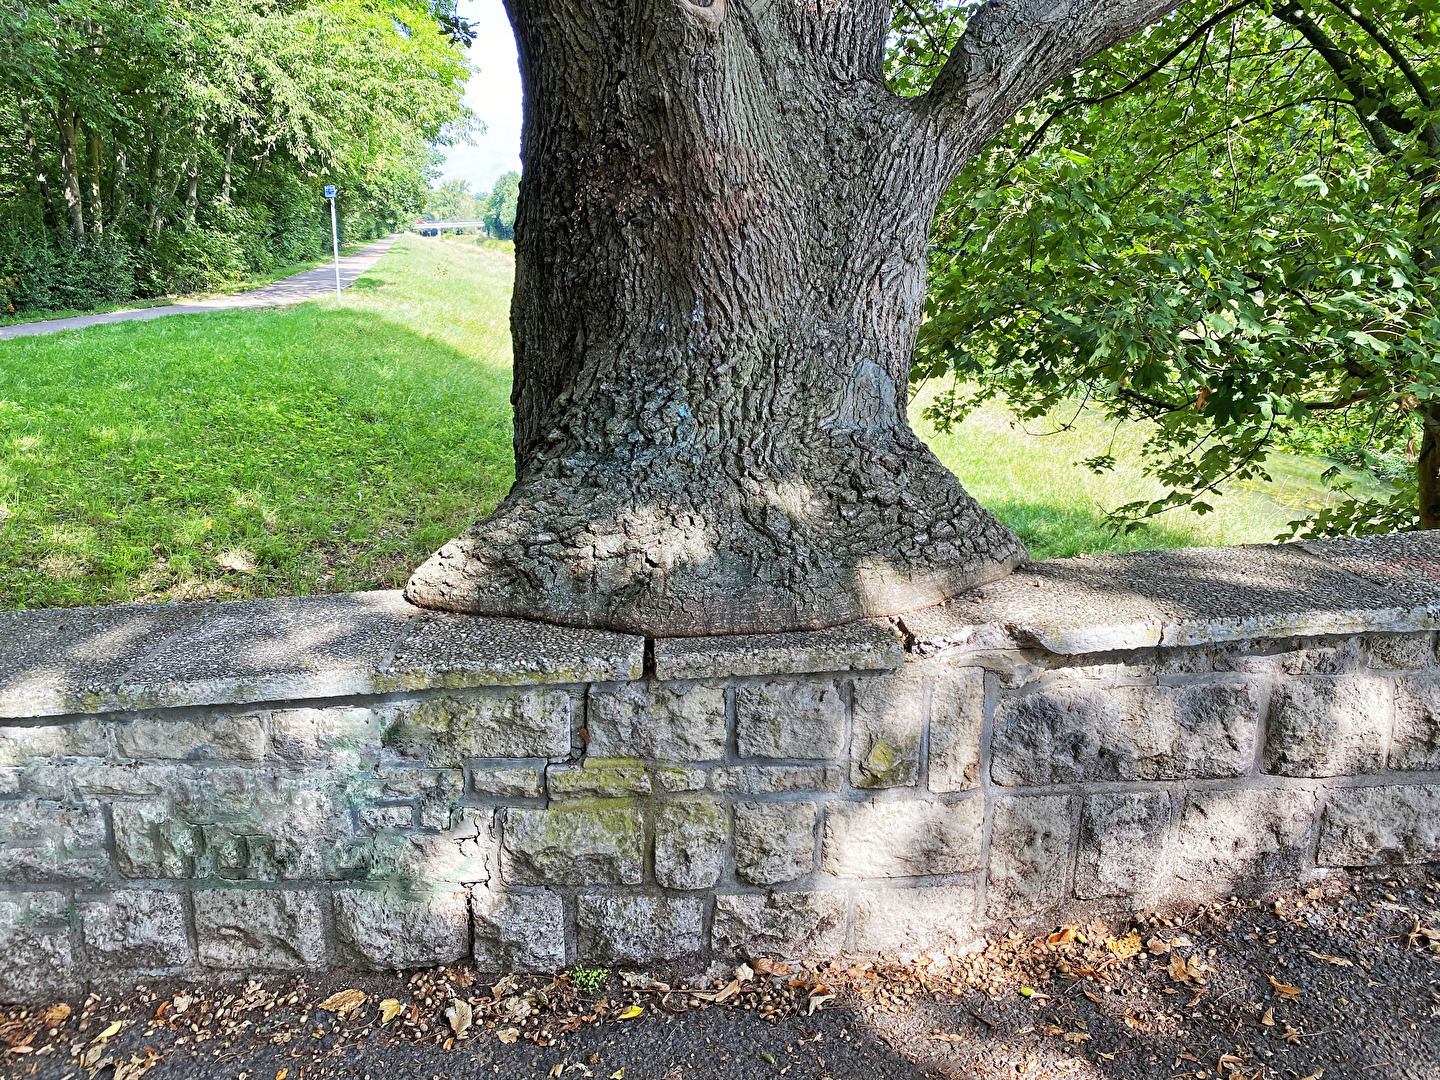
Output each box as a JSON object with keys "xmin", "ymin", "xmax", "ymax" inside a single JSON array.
[{"xmin": 568, "ymin": 967, "xmax": 607, "ymax": 995}]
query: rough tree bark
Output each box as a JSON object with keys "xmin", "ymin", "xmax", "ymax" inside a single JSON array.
[
  {"xmin": 85, "ymin": 125, "xmax": 104, "ymax": 238},
  {"xmin": 407, "ymin": 0, "xmax": 1185, "ymax": 636},
  {"xmin": 18, "ymin": 101, "xmax": 59, "ymax": 232},
  {"xmin": 56, "ymin": 105, "xmax": 85, "ymax": 237}
]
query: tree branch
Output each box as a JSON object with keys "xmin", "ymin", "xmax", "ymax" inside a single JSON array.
[{"xmin": 922, "ymin": 0, "xmax": 1190, "ymax": 166}]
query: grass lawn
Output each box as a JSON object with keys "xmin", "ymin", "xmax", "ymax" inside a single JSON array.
[
  {"xmin": 0, "ymin": 233, "xmax": 515, "ymax": 608},
  {"xmin": 0, "ymin": 231, "xmax": 1381, "ymax": 610}
]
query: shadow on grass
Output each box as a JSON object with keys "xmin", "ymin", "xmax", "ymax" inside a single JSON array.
[{"xmin": 0, "ymin": 303, "xmax": 515, "ymax": 610}]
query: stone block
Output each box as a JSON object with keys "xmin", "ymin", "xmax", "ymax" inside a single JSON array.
[
  {"xmin": 710, "ymin": 766, "xmax": 842, "ymax": 794},
  {"xmin": 69, "ymin": 764, "xmax": 174, "ymax": 797},
  {"xmin": 654, "ymin": 799, "xmax": 727, "ymax": 890},
  {"xmin": 711, "ymin": 891, "xmax": 848, "ymax": 961},
  {"xmin": 269, "ymin": 707, "xmax": 383, "ymax": 765},
  {"xmin": 194, "ymin": 888, "xmax": 326, "ymax": 970},
  {"xmin": 1367, "ymin": 632, "xmax": 1436, "ymax": 671},
  {"xmin": 501, "ymin": 806, "xmax": 644, "ymax": 885},
  {"xmin": 471, "ymin": 765, "xmax": 545, "ymax": 798},
  {"xmin": 853, "ymin": 885, "xmax": 980, "ymax": 956},
  {"xmin": 472, "ymin": 888, "xmax": 566, "ymax": 971},
  {"xmin": 384, "ymin": 611, "xmax": 642, "ymax": 687},
  {"xmin": 653, "ymin": 621, "xmax": 903, "ymax": 680},
  {"xmin": 735, "ymin": 680, "xmax": 845, "ymax": 759},
  {"xmin": 1317, "ymin": 784, "xmax": 1440, "ymax": 866},
  {"xmin": 0, "ymin": 719, "xmax": 109, "ymax": 765},
  {"xmin": 1074, "ymin": 791, "xmax": 1173, "ymax": 900},
  {"xmin": 928, "ymin": 664, "xmax": 985, "ymax": 793},
  {"xmin": 850, "ymin": 667, "xmax": 925, "ymax": 788},
  {"xmin": 328, "ymin": 811, "xmax": 492, "ymax": 885},
  {"xmin": 364, "ymin": 769, "xmax": 464, "ymax": 830},
  {"xmin": 822, "ymin": 798, "xmax": 983, "ymax": 878},
  {"xmin": 382, "ymin": 688, "xmax": 573, "ymax": 765},
  {"xmin": 986, "ymin": 795, "xmax": 1076, "ymax": 917},
  {"xmin": 0, "ymin": 798, "xmax": 110, "ymax": 885},
  {"xmin": 586, "ymin": 682, "xmax": 726, "ymax": 761},
  {"xmin": 1169, "ymin": 788, "xmax": 1317, "ymax": 895},
  {"xmin": 80, "ymin": 889, "xmax": 191, "ymax": 969},
  {"xmin": 0, "ymin": 891, "xmax": 77, "ymax": 1001},
  {"xmin": 992, "ymin": 682, "xmax": 1261, "ymax": 784},
  {"xmin": 734, "ymin": 802, "xmax": 817, "ymax": 885},
  {"xmin": 1265, "ymin": 676, "xmax": 1390, "ymax": 776},
  {"xmin": 1390, "ymin": 678, "xmax": 1440, "ymax": 771},
  {"xmin": 115, "ymin": 711, "xmax": 267, "ymax": 762},
  {"xmin": 332, "ymin": 888, "xmax": 469, "ymax": 968},
  {"xmin": 577, "ymin": 895, "xmax": 703, "ymax": 963},
  {"xmin": 113, "ymin": 591, "xmax": 417, "ymax": 711},
  {"xmin": 653, "ymin": 766, "xmax": 708, "ymax": 793},
  {"xmin": 112, "ymin": 769, "xmax": 354, "ymax": 881},
  {"xmin": 358, "ymin": 806, "xmax": 415, "ymax": 830},
  {"xmin": 547, "ymin": 760, "xmax": 652, "ymax": 800}
]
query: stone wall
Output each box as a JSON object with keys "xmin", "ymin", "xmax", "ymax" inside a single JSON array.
[{"xmin": 3, "ymin": 533, "xmax": 1439, "ymax": 1002}]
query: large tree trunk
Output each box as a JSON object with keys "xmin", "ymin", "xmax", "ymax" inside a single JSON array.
[
  {"xmin": 57, "ymin": 106, "xmax": 85, "ymax": 237},
  {"xmin": 407, "ymin": 0, "xmax": 1182, "ymax": 636}
]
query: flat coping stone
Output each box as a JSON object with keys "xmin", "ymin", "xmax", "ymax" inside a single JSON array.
[
  {"xmin": 0, "ymin": 592, "xmax": 644, "ymax": 719},
  {"xmin": 652, "ymin": 620, "xmax": 904, "ymax": 681},
  {"xmin": 902, "ymin": 536, "xmax": 1439, "ymax": 656},
  {"xmin": 382, "ymin": 610, "xmax": 643, "ymax": 689}
]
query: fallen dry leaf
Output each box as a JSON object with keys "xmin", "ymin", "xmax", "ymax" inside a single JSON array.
[
  {"xmin": 1303, "ymin": 950, "xmax": 1351, "ymax": 967},
  {"xmin": 1261, "ymin": 1007, "xmax": 1276, "ymax": 1026},
  {"xmin": 610, "ymin": 1070, "xmax": 624, "ymax": 1079},
  {"xmin": 93, "ymin": 1020, "xmax": 124, "ymax": 1042},
  {"xmin": 496, "ymin": 1027, "xmax": 519, "ymax": 1044},
  {"xmin": 752, "ymin": 958, "xmax": 793, "ymax": 977},
  {"xmin": 1148, "ymin": 936, "xmax": 1172, "ymax": 956},
  {"xmin": 734, "ymin": 963, "xmax": 754, "ymax": 983},
  {"xmin": 1269, "ymin": 976, "xmax": 1302, "ymax": 1000},
  {"xmin": 932, "ymin": 1033, "xmax": 965, "ymax": 1043},
  {"xmin": 549, "ymin": 1066, "xmax": 563, "ymax": 1078},
  {"xmin": 446, "ymin": 999, "xmax": 472, "ymax": 1037},
  {"xmin": 40, "ymin": 1003, "xmax": 70, "ymax": 1028},
  {"xmin": 275, "ymin": 1070, "xmax": 288, "ymax": 1080},
  {"xmin": 1106, "ymin": 931, "xmax": 1142, "ymax": 960},
  {"xmin": 378, "ymin": 999, "xmax": 403, "ymax": 1025},
  {"xmin": 172, "ymin": 994, "xmax": 193, "ymax": 1015},
  {"xmin": 1064, "ymin": 1032, "xmax": 1092, "ymax": 1043},
  {"xmin": 318, "ymin": 989, "xmax": 367, "ymax": 1014},
  {"xmin": 1046, "ymin": 928, "xmax": 1078, "ymax": 945},
  {"xmin": 616, "ymin": 1005, "xmax": 643, "ymax": 1021},
  {"xmin": 807, "ymin": 993, "xmax": 834, "ymax": 1016}
]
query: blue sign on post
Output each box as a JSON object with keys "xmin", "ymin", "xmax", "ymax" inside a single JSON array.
[{"xmin": 325, "ymin": 187, "xmax": 340, "ymax": 299}]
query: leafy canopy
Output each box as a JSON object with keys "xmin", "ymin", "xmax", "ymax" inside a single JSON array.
[{"xmin": 891, "ymin": 0, "xmax": 1440, "ymax": 538}]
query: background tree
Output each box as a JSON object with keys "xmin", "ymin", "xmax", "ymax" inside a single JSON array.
[
  {"xmin": 427, "ymin": 178, "xmax": 483, "ymax": 221},
  {"xmin": 480, "ymin": 170, "xmax": 518, "ymax": 239},
  {"xmin": 906, "ymin": 0, "xmax": 1440, "ymax": 539},
  {"xmin": 0, "ymin": 0, "xmax": 471, "ymax": 312},
  {"xmin": 405, "ymin": 0, "xmax": 1186, "ymax": 636}
]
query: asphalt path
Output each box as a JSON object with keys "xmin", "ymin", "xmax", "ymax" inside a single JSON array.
[{"xmin": 0, "ymin": 235, "xmax": 397, "ymax": 340}]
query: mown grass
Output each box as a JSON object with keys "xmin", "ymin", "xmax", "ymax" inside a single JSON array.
[
  {"xmin": 0, "ymin": 231, "xmax": 1380, "ymax": 610},
  {"xmin": 911, "ymin": 386, "xmax": 1389, "ymax": 560},
  {"xmin": 0, "ymin": 234, "xmax": 514, "ymax": 608}
]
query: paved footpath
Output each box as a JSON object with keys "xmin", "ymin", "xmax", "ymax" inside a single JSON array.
[{"xmin": 0, "ymin": 234, "xmax": 397, "ymax": 341}]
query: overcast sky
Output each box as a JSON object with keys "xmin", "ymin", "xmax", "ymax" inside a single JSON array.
[{"xmin": 434, "ymin": 0, "xmax": 522, "ymax": 195}]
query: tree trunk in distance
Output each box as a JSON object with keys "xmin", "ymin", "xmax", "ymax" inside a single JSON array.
[
  {"xmin": 57, "ymin": 106, "xmax": 85, "ymax": 237},
  {"xmin": 221, "ymin": 125, "xmax": 236, "ymax": 203},
  {"xmin": 85, "ymin": 126, "xmax": 104, "ymax": 237},
  {"xmin": 1420, "ymin": 407, "xmax": 1440, "ymax": 530},
  {"xmin": 18, "ymin": 101, "xmax": 59, "ymax": 232},
  {"xmin": 184, "ymin": 160, "xmax": 199, "ymax": 228},
  {"xmin": 407, "ymin": 0, "xmax": 1184, "ymax": 636}
]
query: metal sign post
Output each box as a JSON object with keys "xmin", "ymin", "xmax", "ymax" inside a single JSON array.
[{"xmin": 325, "ymin": 185, "xmax": 340, "ymax": 301}]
